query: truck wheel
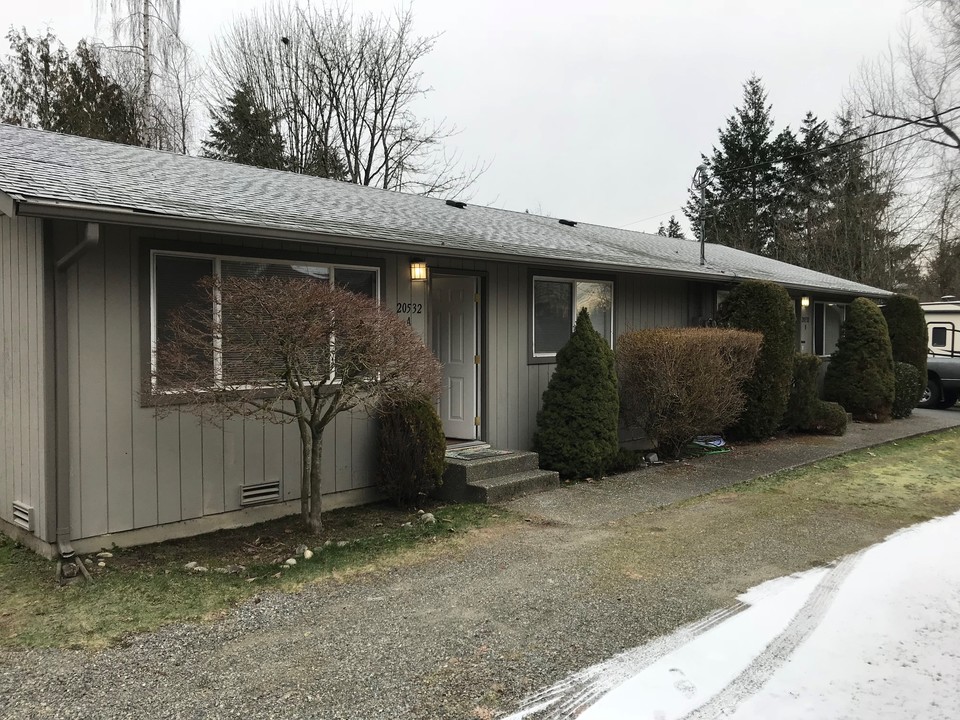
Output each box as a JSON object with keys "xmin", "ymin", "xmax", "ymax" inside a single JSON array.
[
  {"xmin": 919, "ymin": 377, "xmax": 941, "ymax": 408},
  {"xmin": 937, "ymin": 389, "xmax": 959, "ymax": 409}
]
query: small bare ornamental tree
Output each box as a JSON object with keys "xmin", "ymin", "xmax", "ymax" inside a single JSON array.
[{"xmin": 155, "ymin": 275, "xmax": 441, "ymax": 532}]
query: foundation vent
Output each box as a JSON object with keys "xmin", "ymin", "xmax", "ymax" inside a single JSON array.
[
  {"xmin": 12, "ymin": 501, "xmax": 33, "ymax": 532},
  {"xmin": 240, "ymin": 481, "xmax": 281, "ymax": 506}
]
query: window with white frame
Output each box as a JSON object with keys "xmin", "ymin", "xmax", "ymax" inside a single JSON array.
[
  {"xmin": 532, "ymin": 276, "xmax": 613, "ymax": 357},
  {"xmin": 814, "ymin": 301, "xmax": 846, "ymax": 356},
  {"xmin": 151, "ymin": 251, "xmax": 379, "ymax": 385}
]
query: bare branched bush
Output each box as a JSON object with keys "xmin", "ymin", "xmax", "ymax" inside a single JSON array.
[
  {"xmin": 616, "ymin": 328, "xmax": 763, "ymax": 458},
  {"xmin": 153, "ymin": 275, "xmax": 441, "ymax": 532}
]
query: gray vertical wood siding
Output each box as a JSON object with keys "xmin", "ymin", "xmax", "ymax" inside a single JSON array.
[
  {"xmin": 423, "ymin": 257, "xmax": 699, "ymax": 451},
  {"xmin": 48, "ymin": 217, "xmax": 714, "ymax": 542},
  {"xmin": 0, "ymin": 215, "xmax": 47, "ymax": 537},
  {"xmin": 52, "ymin": 221, "xmax": 392, "ymax": 540}
]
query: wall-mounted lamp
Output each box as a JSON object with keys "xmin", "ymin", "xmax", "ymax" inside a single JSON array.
[
  {"xmin": 410, "ymin": 259, "xmax": 427, "ymax": 282},
  {"xmin": 800, "ymin": 296, "xmax": 811, "ymax": 308}
]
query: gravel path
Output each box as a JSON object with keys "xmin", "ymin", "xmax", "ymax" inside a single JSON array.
[{"xmin": 2, "ymin": 409, "xmax": 958, "ymax": 720}]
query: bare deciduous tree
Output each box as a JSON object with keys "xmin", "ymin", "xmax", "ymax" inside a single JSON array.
[
  {"xmin": 209, "ymin": 1, "xmax": 485, "ymax": 195},
  {"xmin": 154, "ymin": 276, "xmax": 441, "ymax": 532},
  {"xmin": 95, "ymin": 0, "xmax": 199, "ymax": 151},
  {"xmin": 861, "ymin": 1, "xmax": 960, "ymax": 151}
]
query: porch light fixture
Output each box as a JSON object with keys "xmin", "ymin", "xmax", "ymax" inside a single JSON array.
[
  {"xmin": 410, "ymin": 259, "xmax": 427, "ymax": 281},
  {"xmin": 800, "ymin": 296, "xmax": 811, "ymax": 308}
]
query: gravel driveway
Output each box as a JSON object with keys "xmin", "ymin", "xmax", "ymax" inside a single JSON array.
[{"xmin": 2, "ymin": 409, "xmax": 959, "ymax": 720}]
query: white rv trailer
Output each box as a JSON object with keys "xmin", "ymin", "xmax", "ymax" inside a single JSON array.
[{"xmin": 921, "ymin": 297, "xmax": 960, "ymax": 357}]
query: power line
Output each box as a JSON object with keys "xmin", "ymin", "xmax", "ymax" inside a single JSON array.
[{"xmin": 621, "ymin": 207, "xmax": 685, "ymax": 228}]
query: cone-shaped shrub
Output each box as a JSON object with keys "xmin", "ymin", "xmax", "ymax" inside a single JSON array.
[
  {"xmin": 823, "ymin": 297, "xmax": 895, "ymax": 421},
  {"xmin": 377, "ymin": 397, "xmax": 446, "ymax": 506},
  {"xmin": 717, "ymin": 280, "xmax": 796, "ymax": 440},
  {"xmin": 881, "ymin": 294, "xmax": 928, "ymax": 378},
  {"xmin": 533, "ymin": 308, "xmax": 620, "ymax": 478},
  {"xmin": 892, "ymin": 361, "xmax": 924, "ymax": 419}
]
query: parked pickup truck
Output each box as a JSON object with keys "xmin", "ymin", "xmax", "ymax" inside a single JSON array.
[
  {"xmin": 921, "ymin": 354, "xmax": 960, "ymax": 409},
  {"xmin": 920, "ymin": 300, "xmax": 960, "ymax": 409}
]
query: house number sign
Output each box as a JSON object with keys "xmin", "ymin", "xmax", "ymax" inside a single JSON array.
[{"xmin": 396, "ymin": 302, "xmax": 423, "ymax": 314}]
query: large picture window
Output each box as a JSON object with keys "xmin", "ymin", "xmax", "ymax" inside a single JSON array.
[
  {"xmin": 151, "ymin": 251, "xmax": 379, "ymax": 386},
  {"xmin": 532, "ymin": 276, "xmax": 613, "ymax": 357},
  {"xmin": 814, "ymin": 302, "xmax": 846, "ymax": 356}
]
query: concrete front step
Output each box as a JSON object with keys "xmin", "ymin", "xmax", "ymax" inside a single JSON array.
[
  {"xmin": 445, "ymin": 450, "xmax": 541, "ymax": 483},
  {"xmin": 465, "ymin": 469, "xmax": 561, "ymax": 504},
  {"xmin": 436, "ymin": 450, "xmax": 559, "ymax": 503}
]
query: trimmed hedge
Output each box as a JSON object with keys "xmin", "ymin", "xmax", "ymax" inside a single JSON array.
[
  {"xmin": 808, "ymin": 401, "xmax": 848, "ymax": 436},
  {"xmin": 784, "ymin": 353, "xmax": 848, "ymax": 436},
  {"xmin": 617, "ymin": 327, "xmax": 762, "ymax": 458},
  {"xmin": 376, "ymin": 397, "xmax": 446, "ymax": 506},
  {"xmin": 823, "ymin": 298, "xmax": 896, "ymax": 422},
  {"xmin": 717, "ymin": 280, "xmax": 797, "ymax": 440},
  {"xmin": 784, "ymin": 353, "xmax": 821, "ymax": 430},
  {"xmin": 881, "ymin": 294, "xmax": 928, "ymax": 378},
  {"xmin": 892, "ymin": 361, "xmax": 924, "ymax": 419},
  {"xmin": 534, "ymin": 308, "xmax": 620, "ymax": 479}
]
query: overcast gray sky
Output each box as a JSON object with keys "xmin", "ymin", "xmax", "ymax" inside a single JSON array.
[{"xmin": 4, "ymin": 0, "xmax": 914, "ymax": 232}]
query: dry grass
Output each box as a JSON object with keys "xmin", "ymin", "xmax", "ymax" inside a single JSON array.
[{"xmin": 0, "ymin": 502, "xmax": 503, "ymax": 649}]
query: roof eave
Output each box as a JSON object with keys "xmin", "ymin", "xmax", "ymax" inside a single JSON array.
[{"xmin": 14, "ymin": 197, "xmax": 889, "ymax": 298}]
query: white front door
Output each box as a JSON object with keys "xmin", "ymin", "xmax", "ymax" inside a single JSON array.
[{"xmin": 430, "ymin": 275, "xmax": 479, "ymax": 440}]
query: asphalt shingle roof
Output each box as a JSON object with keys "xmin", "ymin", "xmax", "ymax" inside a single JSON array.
[{"xmin": 0, "ymin": 123, "xmax": 889, "ymax": 297}]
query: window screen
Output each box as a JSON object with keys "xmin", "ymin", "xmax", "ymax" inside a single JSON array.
[
  {"xmin": 533, "ymin": 277, "xmax": 613, "ymax": 356},
  {"xmin": 154, "ymin": 255, "xmax": 215, "ymax": 383},
  {"xmin": 334, "ymin": 268, "xmax": 377, "ymax": 298},
  {"xmin": 534, "ymin": 280, "xmax": 574, "ymax": 355},
  {"xmin": 151, "ymin": 252, "xmax": 377, "ymax": 388}
]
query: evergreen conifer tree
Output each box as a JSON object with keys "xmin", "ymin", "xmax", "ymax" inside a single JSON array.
[
  {"xmin": 717, "ymin": 280, "xmax": 796, "ymax": 439},
  {"xmin": 823, "ymin": 298, "xmax": 896, "ymax": 421},
  {"xmin": 666, "ymin": 215, "xmax": 685, "ymax": 239},
  {"xmin": 881, "ymin": 294, "xmax": 928, "ymax": 378},
  {"xmin": 683, "ymin": 76, "xmax": 779, "ymax": 256},
  {"xmin": 202, "ymin": 81, "xmax": 286, "ymax": 170},
  {"xmin": 533, "ymin": 308, "xmax": 620, "ymax": 478}
]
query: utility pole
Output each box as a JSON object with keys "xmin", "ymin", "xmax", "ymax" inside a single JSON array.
[{"xmin": 693, "ymin": 164, "xmax": 708, "ymax": 266}]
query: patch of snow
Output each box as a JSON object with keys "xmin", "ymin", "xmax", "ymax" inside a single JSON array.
[{"xmin": 507, "ymin": 511, "xmax": 960, "ymax": 720}]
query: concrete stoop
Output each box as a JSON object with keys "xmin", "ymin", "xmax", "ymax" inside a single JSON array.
[{"xmin": 437, "ymin": 450, "xmax": 560, "ymax": 504}]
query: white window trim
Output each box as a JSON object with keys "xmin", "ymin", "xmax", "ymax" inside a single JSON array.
[
  {"xmin": 531, "ymin": 275, "xmax": 614, "ymax": 358},
  {"xmin": 150, "ymin": 249, "xmax": 381, "ymax": 389}
]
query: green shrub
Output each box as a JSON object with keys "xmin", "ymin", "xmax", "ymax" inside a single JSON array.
[
  {"xmin": 823, "ymin": 298, "xmax": 896, "ymax": 422},
  {"xmin": 717, "ymin": 280, "xmax": 797, "ymax": 440},
  {"xmin": 892, "ymin": 361, "xmax": 924, "ymax": 419},
  {"xmin": 607, "ymin": 447, "xmax": 645, "ymax": 474},
  {"xmin": 533, "ymin": 308, "xmax": 620, "ymax": 479},
  {"xmin": 808, "ymin": 401, "xmax": 848, "ymax": 436},
  {"xmin": 617, "ymin": 327, "xmax": 762, "ymax": 458},
  {"xmin": 376, "ymin": 398, "xmax": 446, "ymax": 506},
  {"xmin": 784, "ymin": 353, "xmax": 848, "ymax": 436},
  {"xmin": 784, "ymin": 353, "xmax": 821, "ymax": 431},
  {"xmin": 881, "ymin": 294, "xmax": 928, "ymax": 378}
]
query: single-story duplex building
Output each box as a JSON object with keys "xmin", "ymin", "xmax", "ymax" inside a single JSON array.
[{"xmin": 0, "ymin": 123, "xmax": 890, "ymax": 558}]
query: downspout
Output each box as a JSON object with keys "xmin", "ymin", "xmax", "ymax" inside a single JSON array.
[{"xmin": 52, "ymin": 222, "xmax": 99, "ymax": 583}]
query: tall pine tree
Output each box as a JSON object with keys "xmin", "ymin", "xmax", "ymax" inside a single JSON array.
[
  {"xmin": 684, "ymin": 76, "xmax": 780, "ymax": 256},
  {"xmin": 202, "ymin": 81, "xmax": 286, "ymax": 170}
]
